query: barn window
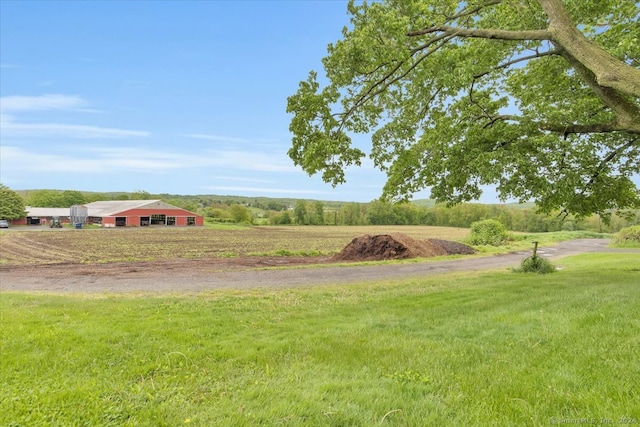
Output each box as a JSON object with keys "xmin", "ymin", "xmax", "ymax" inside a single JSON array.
[
  {"xmin": 187, "ymin": 217, "xmax": 195, "ymax": 226},
  {"xmin": 166, "ymin": 216, "xmax": 176, "ymax": 226}
]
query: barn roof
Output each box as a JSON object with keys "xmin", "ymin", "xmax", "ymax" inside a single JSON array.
[
  {"xmin": 25, "ymin": 207, "xmax": 71, "ymax": 217},
  {"xmin": 24, "ymin": 200, "xmax": 200, "ymax": 219},
  {"xmin": 83, "ymin": 200, "xmax": 191, "ymax": 217}
]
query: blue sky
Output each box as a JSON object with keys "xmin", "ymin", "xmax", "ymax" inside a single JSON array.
[{"xmin": 0, "ymin": 0, "xmax": 494, "ymax": 203}]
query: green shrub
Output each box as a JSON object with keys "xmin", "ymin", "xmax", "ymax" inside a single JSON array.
[
  {"xmin": 612, "ymin": 225, "xmax": 640, "ymax": 248},
  {"xmin": 468, "ymin": 219, "xmax": 509, "ymax": 246},
  {"xmin": 514, "ymin": 256, "xmax": 556, "ymax": 274}
]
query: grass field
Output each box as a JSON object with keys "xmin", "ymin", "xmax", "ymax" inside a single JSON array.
[{"xmin": 1, "ymin": 253, "xmax": 638, "ymax": 426}]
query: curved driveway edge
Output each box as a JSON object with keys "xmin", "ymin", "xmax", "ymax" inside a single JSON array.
[{"xmin": 1, "ymin": 239, "xmax": 637, "ymax": 293}]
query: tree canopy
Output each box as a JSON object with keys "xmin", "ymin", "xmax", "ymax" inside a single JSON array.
[
  {"xmin": 287, "ymin": 0, "xmax": 640, "ymax": 218},
  {"xmin": 25, "ymin": 189, "xmax": 87, "ymax": 208},
  {"xmin": 0, "ymin": 184, "xmax": 26, "ymax": 220}
]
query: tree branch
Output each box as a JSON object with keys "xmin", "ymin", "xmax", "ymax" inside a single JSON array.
[
  {"xmin": 410, "ymin": 32, "xmax": 455, "ymax": 55},
  {"xmin": 407, "ymin": 25, "xmax": 550, "ymax": 41},
  {"xmin": 358, "ymin": 60, "xmax": 399, "ymax": 77},
  {"xmin": 538, "ymin": 0, "xmax": 640, "ymax": 97},
  {"xmin": 540, "ymin": 122, "xmax": 638, "ymax": 134},
  {"xmin": 337, "ymin": 35, "xmax": 455, "ymax": 134},
  {"xmin": 406, "ymin": 0, "xmax": 640, "ymax": 98},
  {"xmin": 474, "ymin": 48, "xmax": 561, "ymax": 78},
  {"xmin": 442, "ymin": 0, "xmax": 503, "ymax": 22},
  {"xmin": 560, "ymin": 50, "xmax": 640, "ymax": 134},
  {"xmin": 586, "ymin": 137, "xmax": 638, "ymax": 187},
  {"xmin": 477, "ymin": 114, "xmax": 637, "ymax": 135}
]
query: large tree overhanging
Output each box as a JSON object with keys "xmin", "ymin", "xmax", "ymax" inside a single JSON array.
[{"xmin": 287, "ymin": 0, "xmax": 640, "ymax": 217}]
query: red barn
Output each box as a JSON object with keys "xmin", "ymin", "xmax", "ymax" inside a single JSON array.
[
  {"xmin": 12, "ymin": 207, "xmax": 72, "ymax": 226},
  {"xmin": 85, "ymin": 200, "xmax": 204, "ymax": 227}
]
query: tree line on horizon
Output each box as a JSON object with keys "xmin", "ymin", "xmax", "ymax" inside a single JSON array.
[
  {"xmin": 2, "ymin": 186, "xmax": 637, "ymax": 233},
  {"xmin": 268, "ymin": 199, "xmax": 637, "ymax": 233}
]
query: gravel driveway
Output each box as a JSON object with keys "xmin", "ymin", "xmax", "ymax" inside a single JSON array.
[{"xmin": 1, "ymin": 239, "xmax": 636, "ymax": 294}]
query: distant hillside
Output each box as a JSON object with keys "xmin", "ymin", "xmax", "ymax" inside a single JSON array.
[
  {"xmin": 411, "ymin": 198, "xmax": 536, "ymax": 210},
  {"xmin": 154, "ymin": 193, "xmax": 355, "ymax": 211},
  {"xmin": 13, "ymin": 188, "xmax": 637, "ymax": 232},
  {"xmin": 17, "ymin": 189, "xmax": 537, "ymax": 210},
  {"xmin": 410, "ymin": 199, "xmax": 437, "ymax": 208},
  {"xmin": 17, "ymin": 189, "xmax": 360, "ymax": 210}
]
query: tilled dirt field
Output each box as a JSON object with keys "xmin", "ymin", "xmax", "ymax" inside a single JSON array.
[
  {"xmin": 0, "ymin": 225, "xmax": 470, "ymax": 265},
  {"xmin": 2, "ymin": 239, "xmax": 634, "ymax": 294}
]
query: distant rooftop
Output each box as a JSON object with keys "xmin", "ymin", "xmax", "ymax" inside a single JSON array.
[
  {"xmin": 25, "ymin": 200, "xmax": 192, "ymax": 218},
  {"xmin": 25, "ymin": 207, "xmax": 71, "ymax": 217},
  {"xmin": 83, "ymin": 200, "xmax": 189, "ymax": 217}
]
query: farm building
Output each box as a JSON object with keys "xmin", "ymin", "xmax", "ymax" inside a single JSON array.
[
  {"xmin": 14, "ymin": 200, "xmax": 203, "ymax": 227},
  {"xmin": 19, "ymin": 207, "xmax": 73, "ymax": 226},
  {"xmin": 85, "ymin": 200, "xmax": 204, "ymax": 227}
]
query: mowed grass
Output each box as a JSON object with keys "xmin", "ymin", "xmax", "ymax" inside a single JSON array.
[{"xmin": 1, "ymin": 253, "xmax": 638, "ymax": 426}]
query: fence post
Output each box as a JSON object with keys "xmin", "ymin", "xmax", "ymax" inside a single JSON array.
[{"xmin": 532, "ymin": 241, "xmax": 539, "ymax": 258}]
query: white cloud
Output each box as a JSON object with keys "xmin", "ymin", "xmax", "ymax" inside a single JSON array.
[
  {"xmin": 205, "ymin": 150, "xmax": 296, "ymax": 172},
  {"xmin": 185, "ymin": 133, "xmax": 279, "ymax": 146},
  {"xmin": 186, "ymin": 133, "xmax": 250, "ymax": 143},
  {"xmin": 0, "ymin": 94, "xmax": 149, "ymax": 139},
  {"xmin": 1, "ymin": 144, "xmax": 297, "ymax": 175},
  {"xmin": 37, "ymin": 80, "xmax": 56, "ymax": 87},
  {"xmin": 201, "ymin": 185, "xmax": 330, "ymax": 195},
  {"xmin": 183, "ymin": 134, "xmax": 296, "ymax": 172},
  {"xmin": 1, "ymin": 119, "xmax": 150, "ymax": 139},
  {"xmin": 0, "ymin": 94, "xmax": 86, "ymax": 112},
  {"xmin": 84, "ymin": 146, "xmax": 296, "ymax": 172},
  {"xmin": 0, "ymin": 146, "xmax": 166, "ymax": 173},
  {"xmin": 1, "ymin": 146, "xmax": 106, "ymax": 173},
  {"xmin": 209, "ymin": 176, "xmax": 277, "ymax": 184}
]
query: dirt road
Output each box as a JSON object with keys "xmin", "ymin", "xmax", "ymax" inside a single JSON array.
[{"xmin": 0, "ymin": 239, "xmax": 636, "ymax": 293}]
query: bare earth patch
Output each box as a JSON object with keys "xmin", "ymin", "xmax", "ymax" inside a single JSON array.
[
  {"xmin": 332, "ymin": 233, "xmax": 475, "ymax": 261},
  {"xmin": 1, "ymin": 233, "xmax": 470, "ymax": 278},
  {"xmin": 1, "ymin": 235, "xmax": 632, "ymax": 294}
]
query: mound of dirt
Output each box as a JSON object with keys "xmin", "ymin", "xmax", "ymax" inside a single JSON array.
[
  {"xmin": 332, "ymin": 233, "xmax": 476, "ymax": 262},
  {"xmin": 331, "ymin": 233, "xmax": 438, "ymax": 262},
  {"xmin": 427, "ymin": 238, "xmax": 476, "ymax": 255}
]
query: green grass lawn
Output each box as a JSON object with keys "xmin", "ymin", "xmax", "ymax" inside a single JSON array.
[{"xmin": 1, "ymin": 253, "xmax": 639, "ymax": 426}]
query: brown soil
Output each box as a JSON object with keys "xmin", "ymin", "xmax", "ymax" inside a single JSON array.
[
  {"xmin": 332, "ymin": 233, "xmax": 474, "ymax": 261},
  {"xmin": 0, "ymin": 234, "xmax": 471, "ymax": 276},
  {"xmin": 0, "ymin": 239, "xmax": 632, "ymax": 293},
  {"xmin": 427, "ymin": 238, "xmax": 477, "ymax": 255}
]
